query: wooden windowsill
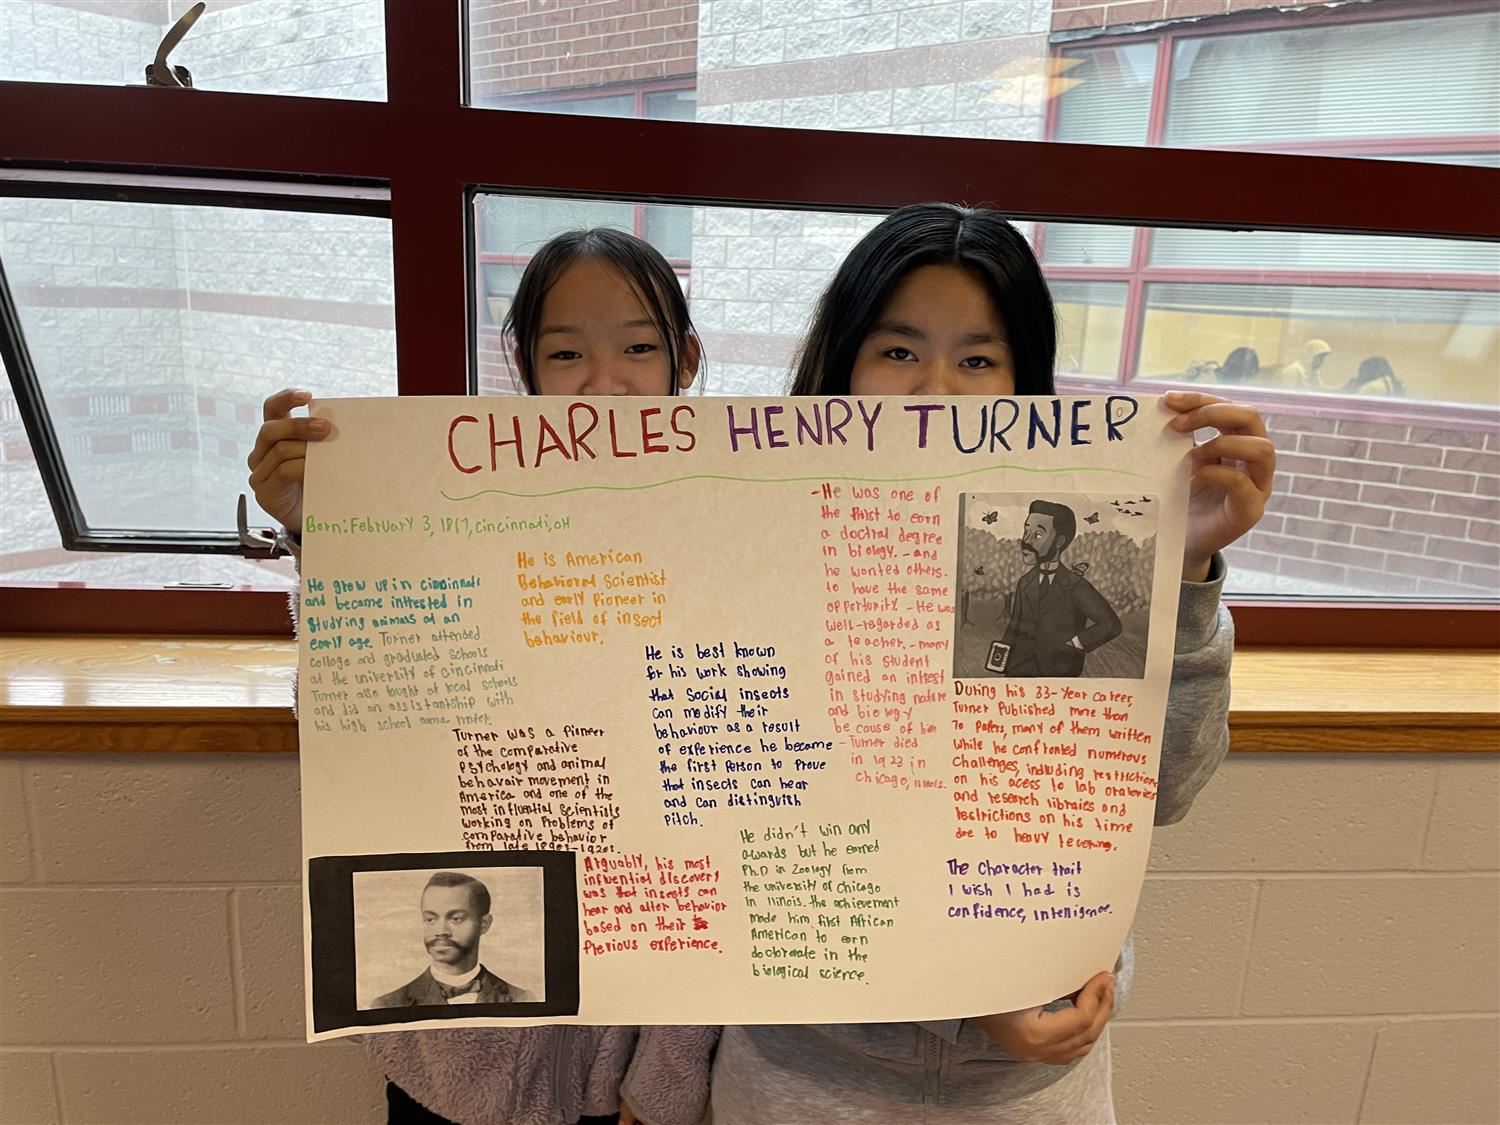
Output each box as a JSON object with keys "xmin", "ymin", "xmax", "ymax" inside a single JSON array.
[{"xmin": 0, "ymin": 635, "xmax": 1496, "ymax": 754}]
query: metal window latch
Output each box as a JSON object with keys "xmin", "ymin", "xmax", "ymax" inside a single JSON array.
[
  {"xmin": 145, "ymin": 2, "xmax": 205, "ymax": 89},
  {"xmin": 237, "ymin": 494, "xmax": 297, "ymax": 559}
]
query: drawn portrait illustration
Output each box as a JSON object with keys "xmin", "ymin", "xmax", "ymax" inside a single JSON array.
[
  {"xmin": 953, "ymin": 493, "xmax": 1157, "ymax": 680},
  {"xmin": 354, "ymin": 866, "xmax": 547, "ymax": 1011}
]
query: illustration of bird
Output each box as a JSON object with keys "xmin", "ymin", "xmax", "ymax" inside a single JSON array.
[
  {"xmin": 981, "ymin": 510, "xmax": 999, "ymax": 525},
  {"xmin": 1137, "ymin": 497, "xmax": 1153, "ymax": 504},
  {"xmin": 1084, "ymin": 511, "xmax": 1100, "ymax": 524}
]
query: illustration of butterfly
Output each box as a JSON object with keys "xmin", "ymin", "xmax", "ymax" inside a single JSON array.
[
  {"xmin": 981, "ymin": 510, "xmax": 999, "ymax": 525},
  {"xmin": 1084, "ymin": 511, "xmax": 1100, "ymax": 524}
]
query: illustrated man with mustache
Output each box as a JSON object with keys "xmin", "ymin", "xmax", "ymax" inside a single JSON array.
[
  {"xmin": 373, "ymin": 871, "xmax": 534, "ymax": 1007},
  {"xmin": 1000, "ymin": 500, "xmax": 1121, "ymax": 677}
]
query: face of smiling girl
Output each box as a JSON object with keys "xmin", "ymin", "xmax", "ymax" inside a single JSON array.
[
  {"xmin": 527, "ymin": 258, "xmax": 697, "ymax": 397},
  {"xmin": 849, "ymin": 264, "xmax": 1016, "ymax": 398}
]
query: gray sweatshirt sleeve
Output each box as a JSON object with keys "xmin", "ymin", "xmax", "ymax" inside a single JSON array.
[
  {"xmin": 621, "ymin": 1025, "xmax": 721, "ymax": 1125},
  {"xmin": 917, "ymin": 554, "xmax": 1233, "ymax": 1045}
]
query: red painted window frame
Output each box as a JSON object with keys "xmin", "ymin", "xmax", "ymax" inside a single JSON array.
[
  {"xmin": 472, "ymin": 76, "xmax": 697, "ymax": 358},
  {"xmin": 0, "ymin": 0, "xmax": 1494, "ymax": 646},
  {"xmin": 1038, "ymin": 0, "xmax": 1500, "ymax": 431}
]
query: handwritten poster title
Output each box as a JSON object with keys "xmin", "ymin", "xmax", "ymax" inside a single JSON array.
[{"xmin": 447, "ymin": 396, "xmax": 1142, "ymax": 474}]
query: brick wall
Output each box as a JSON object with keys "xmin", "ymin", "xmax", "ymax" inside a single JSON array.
[
  {"xmin": 1051, "ymin": 0, "xmax": 1333, "ymax": 34},
  {"xmin": 469, "ymin": 0, "xmax": 697, "ymax": 100},
  {"xmin": 1232, "ymin": 415, "xmax": 1500, "ymax": 598},
  {"xmin": 1, "ymin": 751, "xmax": 1494, "ymax": 1123},
  {"xmin": 690, "ymin": 0, "xmax": 1053, "ymax": 397},
  {"xmin": 0, "ymin": 193, "xmax": 394, "ymax": 587}
]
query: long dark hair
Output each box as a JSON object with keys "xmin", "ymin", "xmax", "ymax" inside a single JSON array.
[
  {"xmin": 503, "ymin": 227, "xmax": 701, "ymax": 394},
  {"xmin": 789, "ymin": 203, "xmax": 1056, "ymax": 396}
]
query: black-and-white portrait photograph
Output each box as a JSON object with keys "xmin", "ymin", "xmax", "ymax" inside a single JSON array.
[
  {"xmin": 953, "ymin": 493, "xmax": 1157, "ymax": 680},
  {"xmin": 355, "ymin": 867, "xmax": 545, "ymax": 1010},
  {"xmin": 307, "ymin": 851, "xmax": 579, "ymax": 1032}
]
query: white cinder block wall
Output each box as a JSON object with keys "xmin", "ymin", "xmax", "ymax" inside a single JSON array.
[{"xmin": 1, "ymin": 752, "xmax": 1496, "ymax": 1124}]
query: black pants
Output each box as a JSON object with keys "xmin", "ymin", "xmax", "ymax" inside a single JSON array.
[{"xmin": 387, "ymin": 1082, "xmax": 619, "ymax": 1125}]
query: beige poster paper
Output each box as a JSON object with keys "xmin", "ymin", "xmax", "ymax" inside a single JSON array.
[{"xmin": 298, "ymin": 394, "xmax": 1189, "ymax": 1041}]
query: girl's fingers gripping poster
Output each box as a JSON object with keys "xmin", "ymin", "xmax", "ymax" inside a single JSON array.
[{"xmin": 298, "ymin": 395, "xmax": 1189, "ymax": 1040}]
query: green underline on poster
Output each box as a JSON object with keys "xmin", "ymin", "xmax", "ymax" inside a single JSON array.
[{"xmin": 441, "ymin": 464, "xmax": 1142, "ymax": 502}]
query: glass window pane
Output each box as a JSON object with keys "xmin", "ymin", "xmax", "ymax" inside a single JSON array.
[
  {"xmin": 0, "ymin": 193, "xmax": 396, "ymax": 544},
  {"xmin": 1166, "ymin": 12, "xmax": 1499, "ymax": 148},
  {"xmin": 0, "ymin": 389, "xmax": 298, "ymax": 588},
  {"xmin": 476, "ymin": 193, "xmax": 637, "ymax": 256},
  {"xmin": 1042, "ymin": 223, "xmax": 1136, "ymax": 267},
  {"xmin": 1053, "ymin": 44, "xmax": 1159, "ymax": 146},
  {"xmin": 646, "ymin": 88, "xmax": 697, "ymax": 120},
  {"xmin": 1051, "ymin": 281, "xmax": 1127, "ymax": 380},
  {"xmin": 1150, "ymin": 225, "xmax": 1500, "ymax": 275},
  {"xmin": 0, "ymin": 0, "xmax": 386, "ymax": 99},
  {"xmin": 1135, "ymin": 282, "xmax": 1499, "ymax": 409}
]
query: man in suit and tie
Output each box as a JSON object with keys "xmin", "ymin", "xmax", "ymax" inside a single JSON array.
[
  {"xmin": 373, "ymin": 871, "xmax": 535, "ymax": 1007},
  {"xmin": 1000, "ymin": 500, "xmax": 1121, "ymax": 677}
]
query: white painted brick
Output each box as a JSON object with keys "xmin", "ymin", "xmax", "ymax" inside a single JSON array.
[
  {"xmin": 782, "ymin": 94, "xmax": 839, "ymax": 129},
  {"xmin": 751, "ymin": 209, "xmax": 807, "ymax": 237},
  {"xmin": 712, "ymin": 0, "xmax": 765, "ymax": 34},
  {"xmin": 961, "ymin": 0, "xmax": 1031, "ymax": 39},
  {"xmin": 1127, "ymin": 877, "xmax": 1258, "ymax": 1018},
  {"xmin": 25, "ymin": 755, "xmax": 301, "ymax": 883},
  {"xmin": 784, "ymin": 19, "xmax": 843, "ymax": 61},
  {"xmin": 0, "ymin": 760, "xmax": 31, "ymax": 884},
  {"xmin": 770, "ymin": 302, "xmax": 812, "ymax": 339},
  {"xmin": 761, "ymin": 0, "xmax": 821, "ymax": 26},
  {"xmin": 723, "ymin": 300, "xmax": 777, "ymax": 332},
  {"xmin": 898, "ymin": 3, "xmax": 964, "ymax": 48},
  {"xmin": 0, "ymin": 1052, "xmax": 58, "ymax": 1125},
  {"xmin": 734, "ymin": 27, "xmax": 785, "ymax": 66},
  {"xmin": 773, "ymin": 233, "xmax": 856, "ymax": 270},
  {"xmin": 953, "ymin": 77, "xmax": 1022, "ymax": 120},
  {"xmin": 1361, "ymin": 1017, "xmax": 1500, "ymax": 1125},
  {"xmin": 692, "ymin": 236, "xmax": 729, "ymax": 268},
  {"xmin": 695, "ymin": 267, "xmax": 753, "ymax": 300},
  {"xmin": 732, "ymin": 99, "xmax": 785, "ymax": 126},
  {"xmin": 840, "ymin": 10, "xmax": 898, "ymax": 53},
  {"xmin": 813, "ymin": 0, "xmax": 872, "ymax": 18},
  {"xmin": 688, "ymin": 296, "xmax": 727, "ymax": 331},
  {"xmin": 1243, "ymin": 876, "xmax": 1500, "ymax": 1016},
  {"xmin": 892, "ymin": 82, "xmax": 956, "ymax": 125},
  {"xmin": 1113, "ymin": 1023, "xmax": 1373, "ymax": 1125},
  {"xmin": 725, "ymin": 235, "xmax": 778, "ymax": 269},
  {"xmin": 235, "ymin": 886, "xmax": 304, "ymax": 1039},
  {"xmin": 698, "ymin": 32, "xmax": 736, "ymax": 70},
  {"xmin": 0, "ymin": 887, "xmax": 238, "ymax": 1044},
  {"xmin": 1149, "ymin": 757, "xmax": 1434, "ymax": 872},
  {"xmin": 836, "ymin": 88, "xmax": 893, "ymax": 128},
  {"xmin": 705, "ymin": 208, "xmax": 758, "ymax": 237},
  {"xmin": 1422, "ymin": 757, "xmax": 1500, "ymax": 870},
  {"xmin": 53, "ymin": 1043, "xmax": 384, "ymax": 1124}
]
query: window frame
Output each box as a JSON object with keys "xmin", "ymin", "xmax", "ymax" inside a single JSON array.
[
  {"xmin": 470, "ymin": 77, "xmax": 697, "ymax": 369},
  {"xmin": 0, "ymin": 174, "xmax": 392, "ymax": 557},
  {"xmin": 0, "ymin": 0, "xmax": 1495, "ymax": 645},
  {"xmin": 1039, "ymin": 0, "xmax": 1500, "ymax": 429}
]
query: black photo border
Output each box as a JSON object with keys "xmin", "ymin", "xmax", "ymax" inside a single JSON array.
[{"xmin": 308, "ymin": 850, "xmax": 580, "ymax": 1033}]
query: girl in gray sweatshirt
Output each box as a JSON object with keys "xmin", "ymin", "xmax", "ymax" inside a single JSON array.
[{"xmin": 624, "ymin": 203, "xmax": 1272, "ymax": 1125}]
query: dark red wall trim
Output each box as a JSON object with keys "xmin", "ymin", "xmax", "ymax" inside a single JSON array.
[
  {"xmin": 2, "ymin": 84, "xmax": 1496, "ymax": 241},
  {"xmin": 1, "ymin": 586, "xmax": 293, "ymax": 636}
]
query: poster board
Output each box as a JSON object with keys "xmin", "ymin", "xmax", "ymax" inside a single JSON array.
[{"xmin": 298, "ymin": 395, "xmax": 1188, "ymax": 1040}]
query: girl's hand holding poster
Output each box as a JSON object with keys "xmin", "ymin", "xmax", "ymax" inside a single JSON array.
[{"xmin": 298, "ymin": 394, "xmax": 1188, "ymax": 1040}]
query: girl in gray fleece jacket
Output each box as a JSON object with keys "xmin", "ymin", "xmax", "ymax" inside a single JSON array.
[
  {"xmin": 624, "ymin": 204, "xmax": 1274, "ymax": 1125},
  {"xmin": 250, "ymin": 228, "xmax": 717, "ymax": 1125}
]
